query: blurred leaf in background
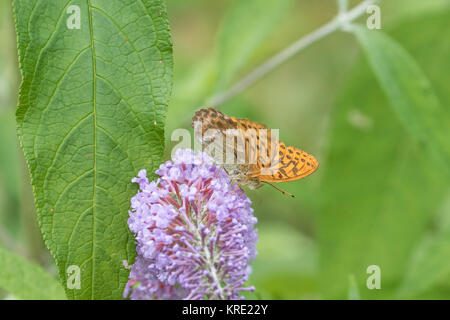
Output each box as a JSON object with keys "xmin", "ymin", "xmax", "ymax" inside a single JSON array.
[
  {"xmin": 354, "ymin": 25, "xmax": 450, "ymax": 177},
  {"xmin": 398, "ymin": 194, "xmax": 450, "ymax": 298},
  {"xmin": 0, "ymin": 0, "xmax": 21, "ymax": 242},
  {"xmin": 0, "ymin": 0, "xmax": 47, "ymax": 273},
  {"xmin": 318, "ymin": 8, "xmax": 450, "ymax": 299},
  {"xmin": 0, "ymin": 246, "xmax": 65, "ymax": 300},
  {"xmin": 245, "ymin": 222, "xmax": 318, "ymax": 299}
]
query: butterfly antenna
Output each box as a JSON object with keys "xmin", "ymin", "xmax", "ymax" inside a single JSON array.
[{"xmin": 263, "ymin": 182, "xmax": 295, "ymax": 198}]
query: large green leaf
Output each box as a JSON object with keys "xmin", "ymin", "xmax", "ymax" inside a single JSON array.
[
  {"xmin": 318, "ymin": 10, "xmax": 450, "ymax": 299},
  {"xmin": 353, "ymin": 26, "xmax": 450, "ymax": 177},
  {"xmin": 13, "ymin": 0, "xmax": 173, "ymax": 299},
  {"xmin": 0, "ymin": 246, "xmax": 66, "ymax": 300}
]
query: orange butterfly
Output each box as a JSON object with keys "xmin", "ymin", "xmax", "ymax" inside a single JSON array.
[{"xmin": 192, "ymin": 108, "xmax": 318, "ymax": 197}]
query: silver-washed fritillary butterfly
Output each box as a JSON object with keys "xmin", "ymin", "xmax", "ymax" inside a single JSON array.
[{"xmin": 192, "ymin": 108, "xmax": 318, "ymax": 197}]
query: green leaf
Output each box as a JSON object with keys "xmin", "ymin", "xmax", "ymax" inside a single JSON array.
[
  {"xmin": 0, "ymin": 110, "xmax": 21, "ymax": 235},
  {"xmin": 348, "ymin": 274, "xmax": 360, "ymax": 300},
  {"xmin": 318, "ymin": 11, "xmax": 450, "ymax": 299},
  {"xmin": 214, "ymin": 0, "xmax": 294, "ymax": 91},
  {"xmin": 397, "ymin": 194, "xmax": 450, "ymax": 298},
  {"xmin": 353, "ymin": 26, "xmax": 450, "ymax": 177},
  {"xmin": 13, "ymin": 0, "xmax": 173, "ymax": 299},
  {"xmin": 246, "ymin": 222, "xmax": 318, "ymax": 299},
  {"xmin": 0, "ymin": 246, "xmax": 66, "ymax": 299},
  {"xmin": 165, "ymin": 56, "xmax": 217, "ymax": 135},
  {"xmin": 0, "ymin": 2, "xmax": 21, "ymax": 237}
]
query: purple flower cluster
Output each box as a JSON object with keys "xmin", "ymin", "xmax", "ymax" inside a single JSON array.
[{"xmin": 124, "ymin": 149, "xmax": 258, "ymax": 300}]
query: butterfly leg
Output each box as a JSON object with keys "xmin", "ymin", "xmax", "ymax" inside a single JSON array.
[
  {"xmin": 214, "ymin": 165, "xmax": 223, "ymax": 178},
  {"xmin": 230, "ymin": 184, "xmax": 242, "ymax": 194}
]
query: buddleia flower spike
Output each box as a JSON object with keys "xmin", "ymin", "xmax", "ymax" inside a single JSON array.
[{"xmin": 123, "ymin": 148, "xmax": 258, "ymax": 300}]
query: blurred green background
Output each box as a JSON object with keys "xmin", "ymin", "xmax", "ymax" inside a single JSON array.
[{"xmin": 1, "ymin": 0, "xmax": 450, "ymax": 299}]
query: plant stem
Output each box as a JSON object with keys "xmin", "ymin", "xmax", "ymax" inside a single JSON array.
[{"xmin": 207, "ymin": 0, "xmax": 377, "ymax": 108}]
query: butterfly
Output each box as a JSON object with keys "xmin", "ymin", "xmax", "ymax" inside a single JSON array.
[{"xmin": 192, "ymin": 108, "xmax": 318, "ymax": 197}]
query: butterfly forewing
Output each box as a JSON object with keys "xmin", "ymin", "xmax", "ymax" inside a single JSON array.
[{"xmin": 192, "ymin": 108, "xmax": 238, "ymax": 164}]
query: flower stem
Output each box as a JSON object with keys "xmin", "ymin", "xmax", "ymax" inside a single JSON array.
[
  {"xmin": 203, "ymin": 240, "xmax": 225, "ymax": 299},
  {"xmin": 206, "ymin": 0, "xmax": 378, "ymax": 108}
]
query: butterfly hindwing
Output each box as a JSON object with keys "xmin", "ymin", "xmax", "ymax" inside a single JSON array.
[{"xmin": 258, "ymin": 142, "xmax": 319, "ymax": 182}]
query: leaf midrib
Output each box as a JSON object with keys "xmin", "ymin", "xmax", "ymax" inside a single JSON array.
[{"xmin": 87, "ymin": 0, "xmax": 97, "ymax": 300}]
